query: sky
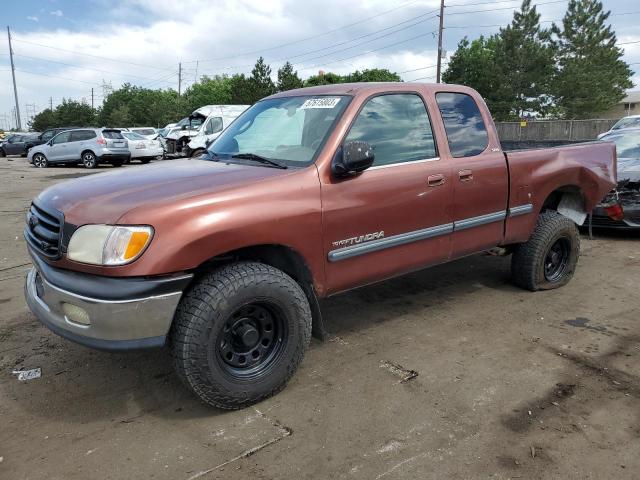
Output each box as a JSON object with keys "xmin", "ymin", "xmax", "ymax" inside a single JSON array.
[{"xmin": 1, "ymin": 0, "xmax": 639, "ymax": 130}]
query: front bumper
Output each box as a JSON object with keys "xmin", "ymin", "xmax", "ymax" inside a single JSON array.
[{"xmin": 24, "ymin": 258, "xmax": 192, "ymax": 351}]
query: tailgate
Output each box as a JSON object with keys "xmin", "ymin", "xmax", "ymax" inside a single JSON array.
[{"xmin": 102, "ymin": 129, "xmax": 128, "ymax": 149}]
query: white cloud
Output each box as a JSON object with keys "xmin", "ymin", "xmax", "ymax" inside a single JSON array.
[
  {"xmin": 1, "ymin": 0, "xmax": 638, "ymax": 126},
  {"xmin": 26, "ymin": 16, "xmax": 39, "ymax": 22}
]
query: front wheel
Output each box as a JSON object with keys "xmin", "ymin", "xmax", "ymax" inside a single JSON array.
[
  {"xmin": 82, "ymin": 151, "xmax": 98, "ymax": 169},
  {"xmin": 32, "ymin": 153, "xmax": 48, "ymax": 168},
  {"xmin": 511, "ymin": 211, "xmax": 580, "ymax": 291},
  {"xmin": 170, "ymin": 262, "xmax": 312, "ymax": 409}
]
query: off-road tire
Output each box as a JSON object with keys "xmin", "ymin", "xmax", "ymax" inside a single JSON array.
[
  {"xmin": 511, "ymin": 211, "xmax": 580, "ymax": 291},
  {"xmin": 82, "ymin": 151, "xmax": 98, "ymax": 169},
  {"xmin": 32, "ymin": 153, "xmax": 48, "ymax": 168},
  {"xmin": 170, "ymin": 262, "xmax": 312, "ymax": 409}
]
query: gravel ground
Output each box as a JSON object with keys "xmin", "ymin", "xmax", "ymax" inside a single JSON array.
[{"xmin": 1, "ymin": 156, "xmax": 639, "ymax": 479}]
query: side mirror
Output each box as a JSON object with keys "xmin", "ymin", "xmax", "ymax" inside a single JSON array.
[
  {"xmin": 332, "ymin": 141, "xmax": 375, "ymax": 177},
  {"xmin": 48, "ymin": 140, "xmax": 54, "ymax": 146}
]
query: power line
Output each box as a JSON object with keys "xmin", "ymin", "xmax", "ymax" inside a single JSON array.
[
  {"xmin": 10, "ymin": 52, "xmax": 173, "ymax": 82},
  {"xmin": 194, "ymin": 0, "xmax": 430, "ymax": 63},
  {"xmin": 11, "ymin": 37, "xmax": 176, "ymax": 71},
  {"xmin": 13, "ymin": 68, "xmax": 101, "ymax": 86}
]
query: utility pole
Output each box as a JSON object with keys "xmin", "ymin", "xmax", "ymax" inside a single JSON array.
[
  {"xmin": 178, "ymin": 62, "xmax": 182, "ymax": 97},
  {"xmin": 7, "ymin": 26, "xmax": 22, "ymax": 130},
  {"xmin": 194, "ymin": 60, "xmax": 199, "ymax": 84},
  {"xmin": 91, "ymin": 88, "xmax": 94, "ymax": 109},
  {"xmin": 436, "ymin": 0, "xmax": 445, "ymax": 84},
  {"xmin": 49, "ymin": 97, "xmax": 53, "ymax": 110}
]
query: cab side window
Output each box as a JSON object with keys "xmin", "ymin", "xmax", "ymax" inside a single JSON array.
[
  {"xmin": 435, "ymin": 92, "xmax": 489, "ymax": 157},
  {"xmin": 345, "ymin": 94, "xmax": 436, "ymax": 167},
  {"xmin": 51, "ymin": 132, "xmax": 71, "ymax": 145},
  {"xmin": 205, "ymin": 117, "xmax": 223, "ymax": 135}
]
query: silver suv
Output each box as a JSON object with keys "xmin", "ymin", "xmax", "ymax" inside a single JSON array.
[{"xmin": 28, "ymin": 128, "xmax": 131, "ymax": 169}]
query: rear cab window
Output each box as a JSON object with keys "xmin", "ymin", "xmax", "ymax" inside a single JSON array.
[{"xmin": 436, "ymin": 92, "xmax": 489, "ymax": 157}]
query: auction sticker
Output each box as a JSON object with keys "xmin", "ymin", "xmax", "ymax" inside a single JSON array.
[{"xmin": 301, "ymin": 97, "xmax": 341, "ymax": 109}]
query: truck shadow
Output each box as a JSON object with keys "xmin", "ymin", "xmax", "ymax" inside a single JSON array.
[
  {"xmin": 321, "ymin": 252, "xmax": 515, "ymax": 335},
  {"xmin": 5, "ymin": 253, "xmax": 516, "ymax": 423}
]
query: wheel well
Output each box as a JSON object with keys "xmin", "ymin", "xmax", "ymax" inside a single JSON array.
[
  {"xmin": 541, "ymin": 185, "xmax": 584, "ymax": 212},
  {"xmin": 194, "ymin": 244, "xmax": 327, "ymax": 340},
  {"xmin": 81, "ymin": 149, "xmax": 96, "ymax": 158}
]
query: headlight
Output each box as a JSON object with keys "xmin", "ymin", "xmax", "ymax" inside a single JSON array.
[{"xmin": 67, "ymin": 225, "xmax": 153, "ymax": 266}]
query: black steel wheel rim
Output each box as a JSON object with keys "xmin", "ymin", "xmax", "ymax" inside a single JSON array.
[
  {"xmin": 217, "ymin": 302, "xmax": 287, "ymax": 378},
  {"xmin": 544, "ymin": 237, "xmax": 571, "ymax": 282}
]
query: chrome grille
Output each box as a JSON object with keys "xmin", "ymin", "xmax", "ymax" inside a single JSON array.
[{"xmin": 25, "ymin": 202, "xmax": 63, "ymax": 259}]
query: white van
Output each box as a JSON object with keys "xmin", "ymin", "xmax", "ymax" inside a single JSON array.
[{"xmin": 164, "ymin": 105, "xmax": 250, "ymax": 157}]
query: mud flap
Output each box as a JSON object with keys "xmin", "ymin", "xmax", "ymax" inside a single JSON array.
[
  {"xmin": 558, "ymin": 193, "xmax": 587, "ymax": 225},
  {"xmin": 305, "ymin": 283, "xmax": 327, "ymax": 341}
]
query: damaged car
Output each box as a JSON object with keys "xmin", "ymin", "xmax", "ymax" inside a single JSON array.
[{"xmin": 591, "ymin": 129, "xmax": 640, "ymax": 228}]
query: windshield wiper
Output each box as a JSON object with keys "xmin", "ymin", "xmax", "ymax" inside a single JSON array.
[{"xmin": 231, "ymin": 153, "xmax": 288, "ymax": 169}]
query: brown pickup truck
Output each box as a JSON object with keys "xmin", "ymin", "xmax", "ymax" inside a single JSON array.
[{"xmin": 24, "ymin": 83, "xmax": 617, "ymax": 409}]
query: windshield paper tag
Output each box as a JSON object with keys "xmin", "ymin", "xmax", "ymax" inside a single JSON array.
[{"xmin": 301, "ymin": 98, "xmax": 341, "ymax": 109}]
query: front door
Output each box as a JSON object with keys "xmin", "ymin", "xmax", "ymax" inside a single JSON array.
[
  {"xmin": 321, "ymin": 93, "xmax": 453, "ymax": 295},
  {"xmin": 47, "ymin": 131, "xmax": 71, "ymax": 161},
  {"xmin": 435, "ymin": 92, "xmax": 509, "ymax": 257}
]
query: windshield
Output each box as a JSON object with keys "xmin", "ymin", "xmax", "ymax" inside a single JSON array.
[
  {"xmin": 132, "ymin": 128, "xmax": 155, "ymax": 136},
  {"xmin": 123, "ymin": 132, "xmax": 146, "ymax": 140},
  {"xmin": 612, "ymin": 117, "xmax": 640, "ymax": 130},
  {"xmin": 206, "ymin": 95, "xmax": 350, "ymax": 166},
  {"xmin": 602, "ymin": 131, "xmax": 640, "ymax": 158},
  {"xmin": 176, "ymin": 117, "xmax": 204, "ymax": 129}
]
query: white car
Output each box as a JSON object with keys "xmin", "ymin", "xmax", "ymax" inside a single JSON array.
[
  {"xmin": 129, "ymin": 127, "xmax": 158, "ymax": 140},
  {"xmin": 164, "ymin": 105, "xmax": 250, "ymax": 157},
  {"xmin": 121, "ymin": 131, "xmax": 163, "ymax": 163},
  {"xmin": 597, "ymin": 115, "xmax": 640, "ymax": 139}
]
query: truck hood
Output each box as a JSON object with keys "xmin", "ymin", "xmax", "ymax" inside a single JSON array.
[
  {"xmin": 618, "ymin": 157, "xmax": 640, "ymax": 183},
  {"xmin": 36, "ymin": 159, "xmax": 295, "ymax": 225}
]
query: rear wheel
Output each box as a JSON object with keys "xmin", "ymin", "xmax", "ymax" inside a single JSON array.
[
  {"xmin": 190, "ymin": 149, "xmax": 206, "ymax": 158},
  {"xmin": 140, "ymin": 158, "xmax": 151, "ymax": 164},
  {"xmin": 511, "ymin": 211, "xmax": 580, "ymax": 291},
  {"xmin": 32, "ymin": 153, "xmax": 48, "ymax": 168},
  {"xmin": 82, "ymin": 151, "xmax": 98, "ymax": 169},
  {"xmin": 0, "ymin": 148, "xmax": 5, "ymax": 157},
  {"xmin": 170, "ymin": 262, "xmax": 312, "ymax": 409},
  {"xmin": 111, "ymin": 159, "xmax": 124, "ymax": 167}
]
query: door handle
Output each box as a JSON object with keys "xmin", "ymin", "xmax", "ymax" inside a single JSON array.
[
  {"xmin": 427, "ymin": 174, "xmax": 445, "ymax": 187},
  {"xmin": 459, "ymin": 169, "xmax": 473, "ymax": 181}
]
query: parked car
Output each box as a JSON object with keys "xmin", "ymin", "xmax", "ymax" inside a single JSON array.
[
  {"xmin": 27, "ymin": 128, "xmax": 130, "ymax": 168},
  {"xmin": 164, "ymin": 105, "xmax": 250, "ymax": 157},
  {"xmin": 597, "ymin": 115, "xmax": 640, "ymax": 139},
  {"xmin": 24, "ymin": 126, "xmax": 80, "ymax": 151},
  {"xmin": 24, "ymin": 83, "xmax": 616, "ymax": 409},
  {"xmin": 128, "ymin": 127, "xmax": 158, "ymax": 140},
  {"xmin": 589, "ymin": 129, "xmax": 640, "ymax": 228},
  {"xmin": 0, "ymin": 133, "xmax": 40, "ymax": 157},
  {"xmin": 121, "ymin": 131, "xmax": 163, "ymax": 163}
]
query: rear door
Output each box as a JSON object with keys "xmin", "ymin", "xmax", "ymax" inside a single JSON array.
[
  {"xmin": 435, "ymin": 92, "xmax": 509, "ymax": 257},
  {"xmin": 68, "ymin": 130, "xmax": 97, "ymax": 160},
  {"xmin": 321, "ymin": 92, "xmax": 453, "ymax": 294}
]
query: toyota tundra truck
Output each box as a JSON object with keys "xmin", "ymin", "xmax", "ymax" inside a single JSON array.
[{"xmin": 24, "ymin": 83, "xmax": 617, "ymax": 409}]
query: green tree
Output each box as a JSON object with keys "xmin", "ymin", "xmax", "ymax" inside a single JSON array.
[
  {"xmin": 277, "ymin": 62, "xmax": 303, "ymax": 91},
  {"xmin": 54, "ymin": 99, "xmax": 96, "ymax": 126},
  {"xmin": 107, "ymin": 104, "xmax": 132, "ymax": 126},
  {"xmin": 303, "ymin": 71, "xmax": 344, "ymax": 86},
  {"xmin": 344, "ymin": 68, "xmax": 401, "ymax": 82},
  {"xmin": 182, "ymin": 75, "xmax": 233, "ymax": 113},
  {"xmin": 98, "ymin": 84, "xmax": 179, "ymax": 127},
  {"xmin": 29, "ymin": 108, "xmax": 58, "ymax": 131},
  {"xmin": 552, "ymin": 0, "xmax": 633, "ymax": 118},
  {"xmin": 249, "ymin": 57, "xmax": 276, "ymax": 102},
  {"xmin": 443, "ymin": 36, "xmax": 513, "ymax": 120},
  {"xmin": 497, "ymin": 0, "xmax": 556, "ymax": 117},
  {"xmin": 229, "ymin": 74, "xmax": 254, "ymax": 104}
]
